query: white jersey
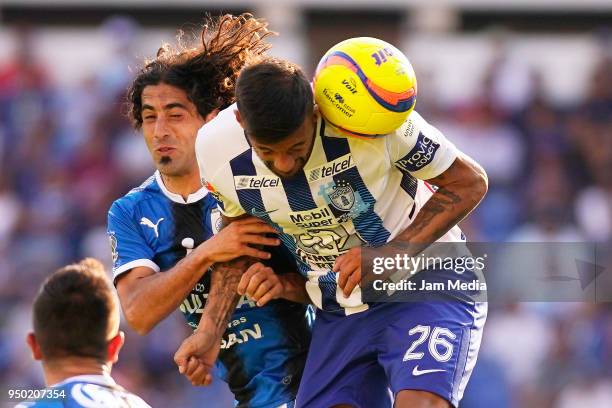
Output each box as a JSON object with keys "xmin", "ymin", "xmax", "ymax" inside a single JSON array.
[
  {"xmin": 15, "ymin": 374, "xmax": 151, "ymax": 408},
  {"xmin": 196, "ymin": 105, "xmax": 464, "ymax": 315}
]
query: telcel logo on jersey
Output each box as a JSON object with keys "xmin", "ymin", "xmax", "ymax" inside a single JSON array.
[
  {"xmin": 234, "ymin": 175, "xmax": 280, "ymax": 190},
  {"xmin": 395, "ymin": 133, "xmax": 440, "ymax": 172},
  {"xmin": 289, "ymin": 206, "xmax": 336, "ymax": 229},
  {"xmin": 308, "ymin": 153, "xmax": 355, "ymax": 182}
]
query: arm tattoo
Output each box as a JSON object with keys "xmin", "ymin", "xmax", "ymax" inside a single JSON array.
[
  {"xmin": 201, "ymin": 256, "xmax": 254, "ymax": 337},
  {"xmin": 402, "ymin": 186, "xmax": 466, "ymax": 244}
]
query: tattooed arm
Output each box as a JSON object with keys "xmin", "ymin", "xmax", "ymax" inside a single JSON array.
[
  {"xmin": 395, "ymin": 153, "xmax": 488, "ymax": 249},
  {"xmin": 174, "ymin": 215, "xmax": 279, "ymax": 385},
  {"xmin": 200, "ymin": 256, "xmax": 255, "ymax": 337},
  {"xmin": 335, "ymin": 154, "xmax": 487, "ymax": 297}
]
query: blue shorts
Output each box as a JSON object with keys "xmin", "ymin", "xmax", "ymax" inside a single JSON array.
[{"xmin": 296, "ymin": 270, "xmax": 487, "ymax": 408}]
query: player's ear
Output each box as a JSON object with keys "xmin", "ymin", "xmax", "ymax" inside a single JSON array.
[
  {"xmin": 312, "ymin": 105, "xmax": 319, "ymax": 124},
  {"xmin": 205, "ymin": 109, "xmax": 219, "ymax": 124},
  {"xmin": 26, "ymin": 332, "xmax": 43, "ymax": 361},
  {"xmin": 234, "ymin": 109, "xmax": 244, "ymax": 128},
  {"xmin": 107, "ymin": 331, "xmax": 125, "ymax": 364}
]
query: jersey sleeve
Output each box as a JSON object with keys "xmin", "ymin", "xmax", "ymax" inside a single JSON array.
[
  {"xmin": 203, "ymin": 180, "xmax": 246, "ymax": 218},
  {"xmin": 386, "ymin": 110, "xmax": 459, "ymax": 180},
  {"xmin": 195, "ymin": 127, "xmax": 247, "ymax": 218},
  {"xmin": 107, "ymin": 201, "xmax": 159, "ymax": 281}
]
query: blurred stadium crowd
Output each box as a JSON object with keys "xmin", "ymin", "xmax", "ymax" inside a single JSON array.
[{"xmin": 1, "ymin": 15, "xmax": 611, "ymax": 408}]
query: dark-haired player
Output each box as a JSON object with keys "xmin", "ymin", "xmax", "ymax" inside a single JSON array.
[
  {"xmin": 108, "ymin": 15, "xmax": 310, "ymax": 408},
  {"xmin": 18, "ymin": 258, "xmax": 150, "ymax": 408},
  {"xmin": 193, "ymin": 58, "xmax": 488, "ymax": 408}
]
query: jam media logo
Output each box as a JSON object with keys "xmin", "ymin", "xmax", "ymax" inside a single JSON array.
[
  {"xmin": 307, "ymin": 154, "xmax": 355, "ymax": 182},
  {"xmin": 395, "ymin": 132, "xmax": 440, "ymax": 173},
  {"xmin": 234, "ymin": 175, "xmax": 280, "ymax": 190}
]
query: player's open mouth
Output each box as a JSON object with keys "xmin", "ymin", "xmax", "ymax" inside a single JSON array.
[{"xmin": 157, "ymin": 147, "xmax": 175, "ymax": 153}]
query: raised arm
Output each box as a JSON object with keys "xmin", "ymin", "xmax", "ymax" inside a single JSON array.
[
  {"xmin": 173, "ymin": 214, "xmax": 280, "ymax": 385},
  {"xmin": 114, "ymin": 217, "xmax": 278, "ymax": 335},
  {"xmin": 395, "ymin": 152, "xmax": 487, "ymax": 247}
]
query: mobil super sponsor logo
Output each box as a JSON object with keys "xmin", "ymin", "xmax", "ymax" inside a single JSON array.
[
  {"xmin": 395, "ymin": 132, "xmax": 440, "ymax": 173},
  {"xmin": 234, "ymin": 175, "xmax": 280, "ymax": 190},
  {"xmin": 289, "ymin": 206, "xmax": 336, "ymax": 229},
  {"xmin": 307, "ymin": 153, "xmax": 355, "ymax": 182}
]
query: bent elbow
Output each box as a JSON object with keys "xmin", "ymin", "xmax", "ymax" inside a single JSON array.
[
  {"xmin": 131, "ymin": 321, "xmax": 154, "ymax": 336},
  {"xmin": 122, "ymin": 303, "xmax": 154, "ymax": 335},
  {"xmin": 475, "ymin": 168, "xmax": 488, "ymax": 199}
]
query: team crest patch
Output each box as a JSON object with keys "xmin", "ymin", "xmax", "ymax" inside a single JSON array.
[
  {"xmin": 210, "ymin": 208, "xmax": 223, "ymax": 234},
  {"xmin": 109, "ymin": 233, "xmax": 118, "ymax": 264},
  {"xmin": 318, "ymin": 180, "xmax": 368, "ymax": 220},
  {"xmin": 329, "ymin": 183, "xmax": 355, "ymax": 211}
]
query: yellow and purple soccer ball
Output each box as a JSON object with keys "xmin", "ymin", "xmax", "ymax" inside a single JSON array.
[{"xmin": 314, "ymin": 37, "xmax": 417, "ymax": 137}]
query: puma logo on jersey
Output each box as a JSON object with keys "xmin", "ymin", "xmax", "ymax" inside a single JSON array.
[{"xmin": 140, "ymin": 217, "xmax": 164, "ymax": 238}]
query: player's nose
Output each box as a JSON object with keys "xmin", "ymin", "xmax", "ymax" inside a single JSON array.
[
  {"xmin": 274, "ymin": 154, "xmax": 296, "ymax": 173},
  {"xmin": 152, "ymin": 117, "xmax": 171, "ymax": 140}
]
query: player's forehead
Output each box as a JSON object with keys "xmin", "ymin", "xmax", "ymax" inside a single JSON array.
[
  {"xmin": 141, "ymin": 83, "xmax": 193, "ymax": 111},
  {"xmin": 251, "ymin": 118, "xmax": 312, "ymax": 151}
]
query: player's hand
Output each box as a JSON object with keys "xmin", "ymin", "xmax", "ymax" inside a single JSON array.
[
  {"xmin": 237, "ymin": 262, "xmax": 284, "ymax": 307},
  {"xmin": 199, "ymin": 217, "xmax": 280, "ymax": 263},
  {"xmin": 334, "ymin": 247, "xmax": 362, "ymax": 298},
  {"xmin": 174, "ymin": 329, "xmax": 221, "ymax": 386}
]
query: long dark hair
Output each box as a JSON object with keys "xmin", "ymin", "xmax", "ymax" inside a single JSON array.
[{"xmin": 127, "ymin": 13, "xmax": 274, "ymax": 128}]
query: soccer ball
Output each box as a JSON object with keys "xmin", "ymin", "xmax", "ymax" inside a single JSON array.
[{"xmin": 313, "ymin": 37, "xmax": 417, "ymax": 137}]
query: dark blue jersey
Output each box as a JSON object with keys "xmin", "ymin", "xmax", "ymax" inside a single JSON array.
[
  {"xmin": 107, "ymin": 172, "xmax": 311, "ymax": 408},
  {"xmin": 14, "ymin": 374, "xmax": 150, "ymax": 408}
]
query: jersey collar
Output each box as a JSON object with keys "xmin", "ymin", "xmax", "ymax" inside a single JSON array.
[
  {"xmin": 154, "ymin": 171, "xmax": 208, "ymax": 204},
  {"xmin": 51, "ymin": 373, "xmax": 117, "ymax": 388}
]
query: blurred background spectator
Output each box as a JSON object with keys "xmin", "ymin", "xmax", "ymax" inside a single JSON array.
[{"xmin": 0, "ymin": 1, "xmax": 611, "ymax": 407}]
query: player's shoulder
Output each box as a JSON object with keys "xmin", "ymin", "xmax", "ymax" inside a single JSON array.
[
  {"xmin": 388, "ymin": 109, "xmax": 427, "ymax": 140},
  {"xmin": 61, "ymin": 377, "xmax": 150, "ymax": 408},
  {"xmin": 196, "ymin": 104, "xmax": 250, "ymax": 175},
  {"xmin": 108, "ymin": 173, "xmax": 161, "ymax": 217}
]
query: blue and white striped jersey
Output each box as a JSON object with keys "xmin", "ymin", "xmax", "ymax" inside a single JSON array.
[
  {"xmin": 196, "ymin": 105, "xmax": 464, "ymax": 316},
  {"xmin": 14, "ymin": 374, "xmax": 150, "ymax": 408}
]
